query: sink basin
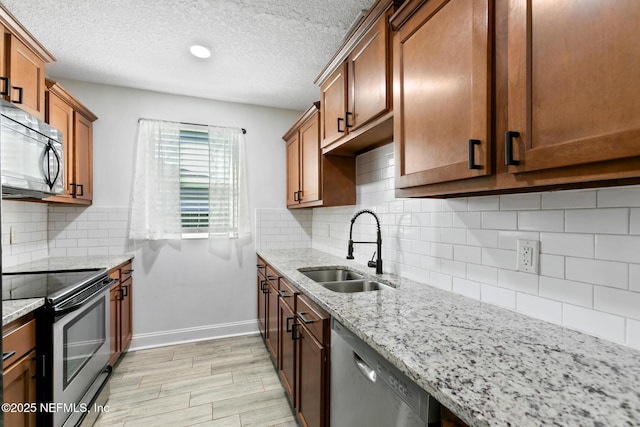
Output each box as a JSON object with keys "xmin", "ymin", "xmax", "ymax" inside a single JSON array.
[
  {"xmin": 301, "ymin": 269, "xmax": 364, "ymax": 283},
  {"xmin": 321, "ymin": 280, "xmax": 394, "ymax": 293}
]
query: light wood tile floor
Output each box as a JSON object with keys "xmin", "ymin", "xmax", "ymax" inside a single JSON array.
[{"xmin": 94, "ymin": 334, "xmax": 298, "ymax": 427}]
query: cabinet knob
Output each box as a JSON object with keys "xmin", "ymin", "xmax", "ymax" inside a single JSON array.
[{"xmin": 505, "ymin": 131, "xmax": 521, "ymax": 166}]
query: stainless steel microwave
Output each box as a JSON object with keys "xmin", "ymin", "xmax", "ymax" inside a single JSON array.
[{"xmin": 1, "ymin": 99, "xmax": 64, "ymax": 199}]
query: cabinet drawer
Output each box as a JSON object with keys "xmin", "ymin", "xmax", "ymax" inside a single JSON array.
[
  {"xmin": 2, "ymin": 318, "xmax": 36, "ymax": 370},
  {"xmin": 120, "ymin": 261, "xmax": 133, "ymax": 282},
  {"xmin": 266, "ymin": 266, "xmax": 279, "ymax": 287},
  {"xmin": 296, "ymin": 295, "xmax": 329, "ymax": 344},
  {"xmin": 257, "ymin": 257, "xmax": 267, "ymax": 278},
  {"xmin": 278, "ymin": 278, "xmax": 298, "ymax": 310}
]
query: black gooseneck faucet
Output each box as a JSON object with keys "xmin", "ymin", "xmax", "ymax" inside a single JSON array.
[{"xmin": 346, "ymin": 209, "xmax": 383, "ymax": 274}]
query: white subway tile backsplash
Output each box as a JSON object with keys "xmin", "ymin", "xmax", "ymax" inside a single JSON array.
[
  {"xmin": 631, "ymin": 264, "xmax": 640, "ymax": 292},
  {"xmin": 565, "ymin": 208, "xmax": 629, "ymax": 234},
  {"xmin": 482, "ymin": 211, "xmax": 517, "ymax": 230},
  {"xmin": 453, "ymin": 212, "xmax": 481, "ymax": 229},
  {"xmin": 500, "ymin": 193, "xmax": 541, "ymax": 210},
  {"xmin": 540, "ymin": 233, "xmax": 594, "ymax": 258},
  {"xmin": 480, "ymin": 284, "xmax": 516, "ymax": 309},
  {"xmin": 627, "ymin": 320, "xmax": 640, "ymax": 351},
  {"xmin": 595, "ymin": 234, "xmax": 640, "ymax": 263},
  {"xmin": 565, "ymin": 257, "xmax": 628, "ymax": 289},
  {"xmin": 631, "ymin": 209, "xmax": 640, "ymax": 235},
  {"xmin": 563, "ymin": 304, "xmax": 625, "ymax": 344},
  {"xmin": 467, "ymin": 264, "xmax": 498, "ymax": 286},
  {"xmin": 597, "ymin": 186, "xmax": 640, "ymax": 207},
  {"xmin": 468, "ymin": 195, "xmax": 500, "ymax": 211},
  {"xmin": 518, "ymin": 210, "xmax": 564, "ymax": 232},
  {"xmin": 539, "ymin": 277, "xmax": 593, "ymax": 308},
  {"xmin": 481, "ymin": 248, "xmax": 516, "ymax": 270},
  {"xmin": 467, "ymin": 229, "xmax": 498, "ymax": 248},
  {"xmin": 516, "ymin": 294, "xmax": 562, "ymax": 324},
  {"xmin": 542, "ymin": 190, "xmax": 597, "ymax": 209},
  {"xmin": 452, "ymin": 277, "xmax": 481, "ymax": 300},
  {"xmin": 594, "ymin": 287, "xmax": 640, "ymax": 320},
  {"xmin": 497, "ymin": 230, "xmax": 540, "ymax": 250},
  {"xmin": 454, "ymin": 245, "xmax": 482, "ymax": 264},
  {"xmin": 498, "ymin": 270, "xmax": 539, "ymax": 294}
]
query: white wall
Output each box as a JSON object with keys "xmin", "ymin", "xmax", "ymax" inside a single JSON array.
[
  {"xmin": 308, "ymin": 144, "xmax": 640, "ymax": 351},
  {"xmin": 45, "ymin": 80, "xmax": 299, "ymax": 348}
]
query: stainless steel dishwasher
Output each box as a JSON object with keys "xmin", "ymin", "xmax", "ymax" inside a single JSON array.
[{"xmin": 331, "ymin": 319, "xmax": 440, "ymax": 427}]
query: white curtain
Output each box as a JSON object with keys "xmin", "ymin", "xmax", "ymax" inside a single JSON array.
[{"xmin": 130, "ymin": 119, "xmax": 250, "ymax": 240}]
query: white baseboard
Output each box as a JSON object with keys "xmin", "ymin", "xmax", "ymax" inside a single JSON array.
[{"xmin": 129, "ymin": 319, "xmax": 260, "ymax": 351}]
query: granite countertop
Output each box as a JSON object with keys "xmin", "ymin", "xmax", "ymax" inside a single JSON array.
[
  {"xmin": 258, "ymin": 248, "xmax": 640, "ymax": 427},
  {"xmin": 2, "ymin": 298, "xmax": 45, "ymax": 326},
  {"xmin": 3, "ymin": 254, "xmax": 134, "ymax": 274},
  {"xmin": 2, "ymin": 254, "xmax": 134, "ymax": 326}
]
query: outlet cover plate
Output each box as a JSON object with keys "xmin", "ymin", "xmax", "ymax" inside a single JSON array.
[{"xmin": 517, "ymin": 239, "xmax": 540, "ymax": 274}]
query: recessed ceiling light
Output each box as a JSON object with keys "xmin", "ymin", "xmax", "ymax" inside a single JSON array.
[{"xmin": 189, "ymin": 45, "xmax": 211, "ymax": 59}]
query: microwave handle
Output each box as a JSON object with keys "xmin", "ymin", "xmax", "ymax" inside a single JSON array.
[{"xmin": 42, "ymin": 141, "xmax": 61, "ymax": 191}]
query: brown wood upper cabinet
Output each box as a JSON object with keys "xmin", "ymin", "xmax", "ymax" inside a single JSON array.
[
  {"xmin": 316, "ymin": 0, "xmax": 402, "ymax": 155},
  {"xmin": 284, "ymin": 103, "xmax": 356, "ymax": 209},
  {"xmin": 45, "ymin": 79, "xmax": 97, "ymax": 205},
  {"xmin": 392, "ymin": 0, "xmax": 491, "ymax": 189},
  {"xmin": 394, "ymin": 0, "xmax": 640, "ymax": 198},
  {"xmin": 0, "ymin": 5, "xmax": 55, "ymax": 120},
  {"xmin": 504, "ymin": 0, "xmax": 640, "ymax": 173}
]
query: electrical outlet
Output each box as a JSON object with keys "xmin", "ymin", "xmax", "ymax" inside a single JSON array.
[{"xmin": 517, "ymin": 239, "xmax": 539, "ymax": 274}]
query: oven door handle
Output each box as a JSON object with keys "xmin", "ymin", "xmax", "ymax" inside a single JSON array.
[{"xmin": 52, "ymin": 277, "xmax": 116, "ymax": 316}]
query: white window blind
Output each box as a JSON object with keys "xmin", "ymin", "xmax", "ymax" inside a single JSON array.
[{"xmin": 130, "ymin": 119, "xmax": 250, "ymax": 240}]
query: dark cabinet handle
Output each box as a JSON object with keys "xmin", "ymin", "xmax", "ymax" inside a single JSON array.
[
  {"xmin": 278, "ymin": 289, "xmax": 290, "ymax": 298},
  {"xmin": 286, "ymin": 317, "xmax": 294, "ymax": 333},
  {"xmin": 123, "ymin": 269, "xmax": 134, "ymax": 274},
  {"xmin": 70, "ymin": 183, "xmax": 77, "ymax": 196},
  {"xmin": 297, "ymin": 312, "xmax": 314, "ymax": 324},
  {"xmin": 293, "ymin": 191, "xmax": 299, "ymax": 201},
  {"xmin": 291, "ymin": 323, "xmax": 301, "ymax": 340},
  {"xmin": 77, "ymin": 184, "xmax": 84, "ymax": 196},
  {"xmin": 468, "ymin": 139, "xmax": 482, "ymax": 170},
  {"xmin": 260, "ymin": 280, "xmax": 267, "ymax": 293},
  {"xmin": 11, "ymin": 86, "xmax": 23, "ymax": 104},
  {"xmin": 0, "ymin": 77, "xmax": 9, "ymax": 96},
  {"xmin": 2, "ymin": 351, "xmax": 16, "ymax": 362},
  {"xmin": 505, "ymin": 131, "xmax": 521, "ymax": 166},
  {"xmin": 297, "ymin": 190, "xmax": 302, "ymax": 202},
  {"xmin": 117, "ymin": 289, "xmax": 124, "ymax": 301},
  {"xmin": 256, "ymin": 264, "xmax": 265, "ymax": 269},
  {"xmin": 345, "ymin": 111, "xmax": 353, "ymax": 128},
  {"xmin": 122, "ymin": 284, "xmax": 129, "ymax": 297},
  {"xmin": 337, "ymin": 117, "xmax": 345, "ymax": 133}
]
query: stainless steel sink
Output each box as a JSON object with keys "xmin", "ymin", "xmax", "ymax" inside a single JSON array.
[
  {"xmin": 321, "ymin": 280, "xmax": 394, "ymax": 293},
  {"xmin": 301, "ymin": 269, "xmax": 364, "ymax": 282}
]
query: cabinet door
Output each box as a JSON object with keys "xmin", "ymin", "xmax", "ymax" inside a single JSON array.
[
  {"xmin": 394, "ymin": 0, "xmax": 491, "ymax": 187},
  {"xmin": 349, "ymin": 12, "xmax": 390, "ymax": 130},
  {"xmin": 3, "ymin": 350, "xmax": 37, "ymax": 427},
  {"xmin": 265, "ymin": 281, "xmax": 279, "ymax": 360},
  {"xmin": 46, "ymin": 92, "xmax": 76, "ymax": 197},
  {"xmin": 296, "ymin": 324, "xmax": 326, "ymax": 427},
  {"xmin": 278, "ymin": 298, "xmax": 296, "ymax": 406},
  {"xmin": 320, "ymin": 62, "xmax": 348, "ymax": 148},
  {"xmin": 257, "ymin": 275, "xmax": 267, "ymax": 339},
  {"xmin": 73, "ymin": 113, "xmax": 93, "ymax": 201},
  {"xmin": 506, "ymin": 0, "xmax": 640, "ymax": 173},
  {"xmin": 109, "ymin": 283, "xmax": 120, "ymax": 365},
  {"xmin": 286, "ymin": 134, "xmax": 301, "ymax": 207},
  {"xmin": 299, "ymin": 113, "xmax": 321, "ymax": 204},
  {"xmin": 8, "ymin": 35, "xmax": 45, "ymax": 120},
  {"xmin": 120, "ymin": 277, "xmax": 133, "ymax": 352}
]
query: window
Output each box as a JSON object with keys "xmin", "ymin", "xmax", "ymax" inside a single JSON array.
[{"xmin": 130, "ymin": 119, "xmax": 250, "ymax": 240}]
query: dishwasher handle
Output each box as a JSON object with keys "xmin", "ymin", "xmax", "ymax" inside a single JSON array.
[{"xmin": 354, "ymin": 353, "xmax": 377, "ymax": 383}]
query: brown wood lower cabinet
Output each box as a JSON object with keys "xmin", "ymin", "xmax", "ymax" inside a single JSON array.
[
  {"xmin": 257, "ymin": 257, "xmax": 330, "ymax": 426},
  {"xmin": 109, "ymin": 260, "xmax": 134, "ymax": 365},
  {"xmin": 2, "ymin": 315, "xmax": 37, "ymax": 427}
]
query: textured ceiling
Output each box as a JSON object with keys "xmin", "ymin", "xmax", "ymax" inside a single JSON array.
[{"xmin": 2, "ymin": 0, "xmax": 375, "ymax": 111}]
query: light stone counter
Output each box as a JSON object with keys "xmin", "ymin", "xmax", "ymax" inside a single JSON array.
[
  {"xmin": 2, "ymin": 254, "xmax": 134, "ymax": 326},
  {"xmin": 2, "ymin": 298, "xmax": 45, "ymax": 326},
  {"xmin": 258, "ymin": 248, "xmax": 640, "ymax": 427},
  {"xmin": 3, "ymin": 254, "xmax": 134, "ymax": 274}
]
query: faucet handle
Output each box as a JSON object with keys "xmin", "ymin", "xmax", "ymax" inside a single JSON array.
[
  {"xmin": 367, "ymin": 251, "xmax": 377, "ymax": 268},
  {"xmin": 346, "ymin": 240, "xmax": 354, "ymax": 259}
]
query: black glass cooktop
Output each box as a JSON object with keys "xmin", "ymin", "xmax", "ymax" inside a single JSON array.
[{"xmin": 2, "ymin": 269, "xmax": 105, "ymax": 302}]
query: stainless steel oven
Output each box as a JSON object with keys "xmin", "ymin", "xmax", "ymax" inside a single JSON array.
[{"xmin": 2, "ymin": 269, "xmax": 114, "ymax": 427}]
